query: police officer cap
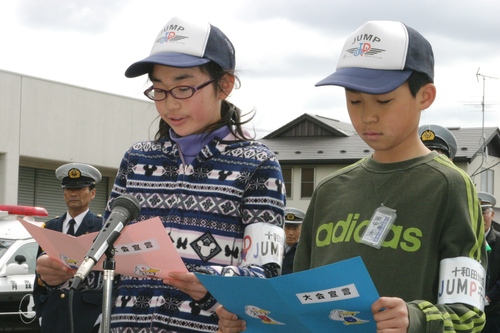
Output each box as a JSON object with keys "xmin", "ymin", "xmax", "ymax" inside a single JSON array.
[
  {"xmin": 55, "ymin": 163, "xmax": 102, "ymax": 188},
  {"xmin": 418, "ymin": 124, "xmax": 458, "ymax": 159},
  {"xmin": 284, "ymin": 207, "xmax": 306, "ymax": 225},
  {"xmin": 477, "ymin": 191, "xmax": 496, "ymax": 208}
]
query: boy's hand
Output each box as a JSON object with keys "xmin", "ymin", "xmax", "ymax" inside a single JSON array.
[
  {"xmin": 372, "ymin": 297, "xmax": 409, "ymax": 333},
  {"xmin": 216, "ymin": 306, "xmax": 246, "ymax": 333}
]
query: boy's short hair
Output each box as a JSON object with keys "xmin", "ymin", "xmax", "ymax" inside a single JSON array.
[{"xmin": 316, "ymin": 21, "xmax": 434, "ymax": 94}]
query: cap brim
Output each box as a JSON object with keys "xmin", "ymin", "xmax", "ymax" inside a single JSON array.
[
  {"xmin": 125, "ymin": 52, "xmax": 211, "ymax": 78},
  {"xmin": 423, "ymin": 143, "xmax": 450, "ymax": 155},
  {"xmin": 315, "ymin": 67, "xmax": 412, "ymax": 94},
  {"xmin": 285, "ymin": 221, "xmax": 302, "ymax": 224},
  {"xmin": 62, "ymin": 184, "xmax": 92, "ymax": 189}
]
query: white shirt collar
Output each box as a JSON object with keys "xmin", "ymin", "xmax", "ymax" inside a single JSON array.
[{"xmin": 65, "ymin": 209, "xmax": 89, "ymax": 232}]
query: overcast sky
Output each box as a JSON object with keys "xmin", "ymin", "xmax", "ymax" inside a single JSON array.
[{"xmin": 1, "ymin": 0, "xmax": 499, "ymax": 138}]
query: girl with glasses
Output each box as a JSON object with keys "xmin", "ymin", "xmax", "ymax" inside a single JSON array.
[{"xmin": 110, "ymin": 16, "xmax": 285, "ymax": 332}]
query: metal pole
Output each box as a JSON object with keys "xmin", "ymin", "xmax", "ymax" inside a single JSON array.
[{"xmin": 101, "ymin": 254, "xmax": 115, "ymax": 333}]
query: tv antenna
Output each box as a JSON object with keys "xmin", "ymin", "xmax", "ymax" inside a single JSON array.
[
  {"xmin": 477, "ymin": 68, "xmax": 498, "ymax": 117},
  {"xmin": 470, "ymin": 69, "xmax": 499, "ymax": 181},
  {"xmin": 476, "ymin": 69, "xmax": 498, "ymax": 150}
]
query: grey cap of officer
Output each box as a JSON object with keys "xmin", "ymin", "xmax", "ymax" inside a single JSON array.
[
  {"xmin": 419, "ymin": 124, "xmax": 458, "ymax": 159},
  {"xmin": 284, "ymin": 207, "xmax": 306, "ymax": 225},
  {"xmin": 55, "ymin": 163, "xmax": 102, "ymax": 188},
  {"xmin": 477, "ymin": 191, "xmax": 496, "ymax": 208}
]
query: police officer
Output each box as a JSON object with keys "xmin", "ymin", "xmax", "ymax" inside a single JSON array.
[
  {"xmin": 34, "ymin": 163, "xmax": 104, "ymax": 333},
  {"xmin": 419, "ymin": 124, "xmax": 458, "ymax": 159},
  {"xmin": 282, "ymin": 207, "xmax": 306, "ymax": 275},
  {"xmin": 478, "ymin": 191, "xmax": 500, "ymax": 333}
]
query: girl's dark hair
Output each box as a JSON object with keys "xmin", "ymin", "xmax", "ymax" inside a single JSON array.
[
  {"xmin": 406, "ymin": 71, "xmax": 433, "ymax": 97},
  {"xmin": 153, "ymin": 62, "xmax": 255, "ymax": 141}
]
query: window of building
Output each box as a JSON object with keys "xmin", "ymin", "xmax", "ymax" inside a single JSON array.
[
  {"xmin": 282, "ymin": 167, "xmax": 292, "ymax": 199},
  {"xmin": 481, "ymin": 168, "xmax": 494, "ymax": 195},
  {"xmin": 301, "ymin": 167, "xmax": 315, "ymax": 198}
]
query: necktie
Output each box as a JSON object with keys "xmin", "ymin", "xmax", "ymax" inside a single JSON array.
[{"xmin": 67, "ymin": 219, "xmax": 76, "ymax": 236}]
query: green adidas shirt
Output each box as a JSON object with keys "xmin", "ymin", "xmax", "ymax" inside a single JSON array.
[{"xmin": 295, "ymin": 152, "xmax": 487, "ymax": 333}]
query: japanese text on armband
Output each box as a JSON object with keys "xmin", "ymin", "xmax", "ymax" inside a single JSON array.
[
  {"xmin": 438, "ymin": 257, "xmax": 486, "ymax": 310},
  {"xmin": 241, "ymin": 223, "xmax": 285, "ymax": 267}
]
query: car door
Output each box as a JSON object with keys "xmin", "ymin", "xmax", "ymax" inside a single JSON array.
[{"xmin": 0, "ymin": 239, "xmax": 40, "ymax": 332}]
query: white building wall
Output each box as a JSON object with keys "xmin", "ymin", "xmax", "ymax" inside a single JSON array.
[
  {"xmin": 0, "ymin": 71, "xmax": 22, "ymax": 204},
  {"xmin": 286, "ymin": 164, "xmax": 344, "ymax": 212},
  {"xmin": 286, "ymin": 158, "xmax": 490, "ymax": 214},
  {"xmin": 0, "ymin": 69, "xmax": 158, "ymax": 204},
  {"xmin": 466, "ymin": 153, "xmax": 500, "ymax": 194}
]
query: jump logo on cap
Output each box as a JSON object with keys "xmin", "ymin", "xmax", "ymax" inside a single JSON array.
[
  {"xmin": 337, "ymin": 22, "xmax": 411, "ymax": 71},
  {"xmin": 347, "ymin": 34, "xmax": 385, "ymax": 58},
  {"xmin": 315, "ymin": 21, "xmax": 434, "ymax": 95},
  {"xmin": 348, "ymin": 43, "xmax": 385, "ymax": 57},
  {"xmin": 156, "ymin": 26, "xmax": 188, "ymax": 45},
  {"xmin": 157, "ymin": 32, "xmax": 187, "ymax": 44},
  {"xmin": 125, "ymin": 16, "xmax": 236, "ymax": 77}
]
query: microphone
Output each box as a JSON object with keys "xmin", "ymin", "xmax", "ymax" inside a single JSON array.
[{"xmin": 70, "ymin": 194, "xmax": 141, "ymax": 290}]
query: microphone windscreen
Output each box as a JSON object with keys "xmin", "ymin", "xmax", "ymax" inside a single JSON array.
[{"xmin": 112, "ymin": 194, "xmax": 141, "ymax": 221}]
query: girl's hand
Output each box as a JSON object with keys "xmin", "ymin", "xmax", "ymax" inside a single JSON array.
[{"xmin": 163, "ymin": 271, "xmax": 208, "ymax": 301}]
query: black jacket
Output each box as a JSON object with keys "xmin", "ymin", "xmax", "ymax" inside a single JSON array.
[
  {"xmin": 282, "ymin": 242, "xmax": 298, "ymax": 275},
  {"xmin": 486, "ymin": 225, "xmax": 500, "ymax": 317},
  {"xmin": 33, "ymin": 211, "xmax": 103, "ymax": 333}
]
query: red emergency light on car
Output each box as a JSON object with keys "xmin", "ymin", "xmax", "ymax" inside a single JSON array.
[{"xmin": 0, "ymin": 205, "xmax": 48, "ymax": 217}]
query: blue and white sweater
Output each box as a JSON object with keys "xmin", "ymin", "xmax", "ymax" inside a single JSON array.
[{"xmin": 105, "ymin": 131, "xmax": 286, "ymax": 332}]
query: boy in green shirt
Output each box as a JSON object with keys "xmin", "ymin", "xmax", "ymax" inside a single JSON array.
[{"xmin": 217, "ymin": 21, "xmax": 486, "ymax": 333}]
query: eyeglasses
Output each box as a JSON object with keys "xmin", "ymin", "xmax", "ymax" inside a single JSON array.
[
  {"xmin": 482, "ymin": 207, "xmax": 492, "ymax": 214},
  {"xmin": 144, "ymin": 79, "xmax": 215, "ymax": 101}
]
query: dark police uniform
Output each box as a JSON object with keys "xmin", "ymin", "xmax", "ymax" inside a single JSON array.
[
  {"xmin": 33, "ymin": 163, "xmax": 104, "ymax": 333},
  {"xmin": 281, "ymin": 207, "xmax": 305, "ymax": 275},
  {"xmin": 479, "ymin": 191, "xmax": 500, "ymax": 333}
]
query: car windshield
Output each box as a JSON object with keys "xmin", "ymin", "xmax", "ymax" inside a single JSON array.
[{"xmin": 0, "ymin": 239, "xmax": 16, "ymax": 259}]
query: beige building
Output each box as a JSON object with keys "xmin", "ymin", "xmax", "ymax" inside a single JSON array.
[
  {"xmin": 2, "ymin": 70, "xmax": 500, "ymax": 222},
  {"xmin": 260, "ymin": 114, "xmax": 500, "ymax": 215},
  {"xmin": 0, "ymin": 69, "xmax": 158, "ymax": 220}
]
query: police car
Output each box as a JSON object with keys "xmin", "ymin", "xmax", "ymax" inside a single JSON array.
[{"xmin": 0, "ymin": 205, "xmax": 46, "ymax": 332}]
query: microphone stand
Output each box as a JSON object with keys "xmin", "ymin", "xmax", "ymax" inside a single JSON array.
[{"xmin": 101, "ymin": 247, "xmax": 116, "ymax": 333}]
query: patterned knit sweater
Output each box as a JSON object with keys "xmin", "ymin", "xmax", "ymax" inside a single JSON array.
[{"xmin": 105, "ymin": 131, "xmax": 286, "ymax": 332}]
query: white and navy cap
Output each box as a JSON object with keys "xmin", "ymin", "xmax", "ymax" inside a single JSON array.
[
  {"xmin": 125, "ymin": 16, "xmax": 235, "ymax": 78},
  {"xmin": 477, "ymin": 191, "xmax": 496, "ymax": 208},
  {"xmin": 316, "ymin": 21, "xmax": 434, "ymax": 94},
  {"xmin": 284, "ymin": 207, "xmax": 306, "ymax": 225},
  {"xmin": 419, "ymin": 124, "xmax": 458, "ymax": 159},
  {"xmin": 56, "ymin": 163, "xmax": 102, "ymax": 188}
]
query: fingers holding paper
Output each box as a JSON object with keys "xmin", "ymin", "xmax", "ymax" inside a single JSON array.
[
  {"xmin": 36, "ymin": 254, "xmax": 76, "ymax": 286},
  {"xmin": 372, "ymin": 297, "xmax": 409, "ymax": 333},
  {"xmin": 216, "ymin": 306, "xmax": 246, "ymax": 333},
  {"xmin": 164, "ymin": 271, "xmax": 209, "ymax": 302}
]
